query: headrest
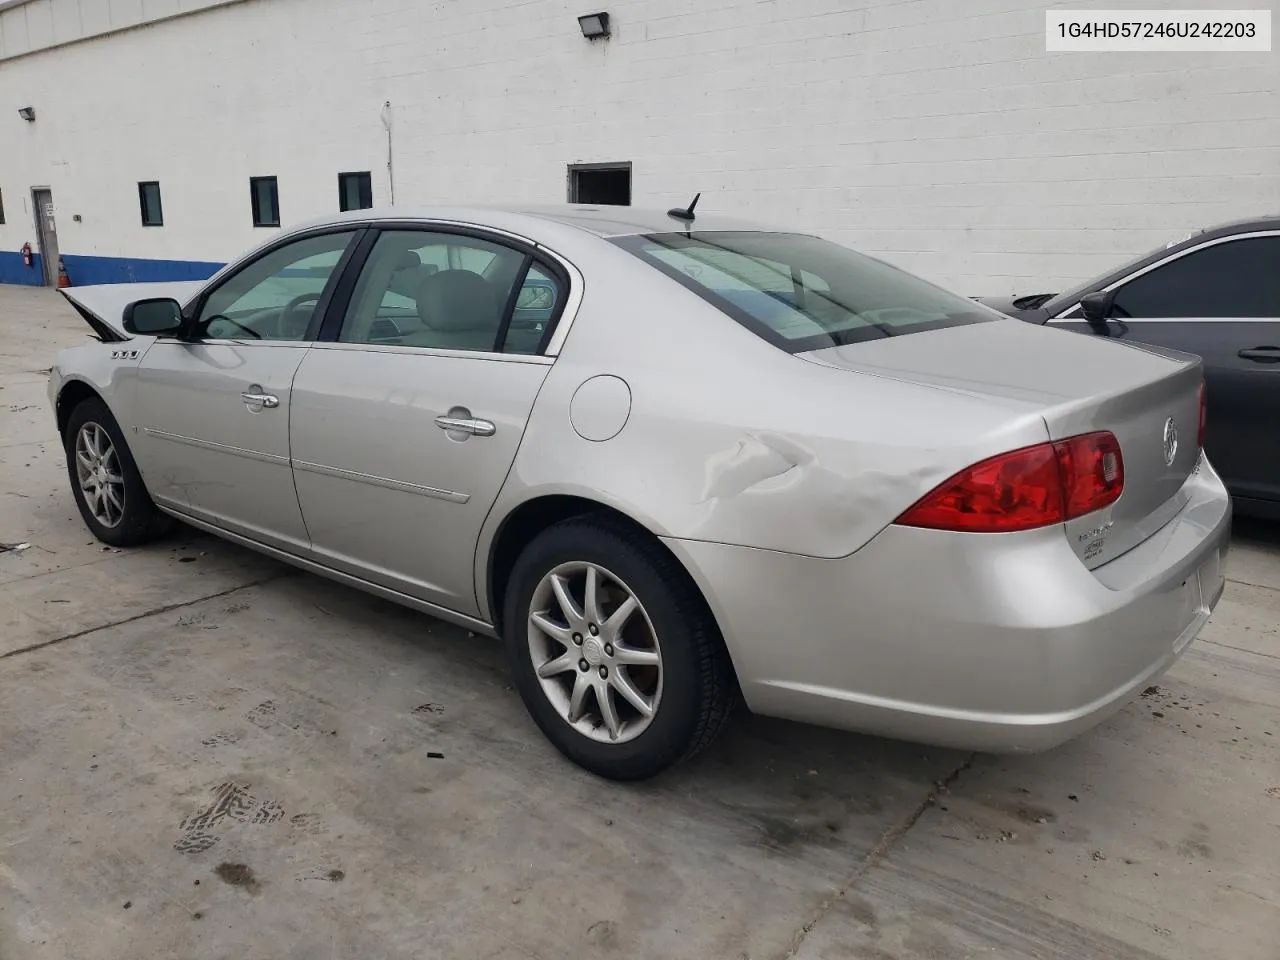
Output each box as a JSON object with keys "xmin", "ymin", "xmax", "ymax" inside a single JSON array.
[
  {"xmin": 396, "ymin": 249, "xmax": 421, "ymax": 270},
  {"xmin": 416, "ymin": 270, "xmax": 499, "ymax": 332}
]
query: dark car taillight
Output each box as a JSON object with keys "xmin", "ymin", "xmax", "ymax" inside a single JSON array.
[{"xmin": 895, "ymin": 432, "xmax": 1124, "ymax": 533}]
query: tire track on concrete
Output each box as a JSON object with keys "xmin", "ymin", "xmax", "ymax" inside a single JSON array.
[
  {"xmin": 0, "ymin": 573, "xmax": 288, "ymax": 662},
  {"xmin": 776, "ymin": 752, "xmax": 977, "ymax": 960}
]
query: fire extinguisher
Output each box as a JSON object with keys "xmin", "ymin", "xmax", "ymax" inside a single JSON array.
[{"xmin": 20, "ymin": 242, "xmax": 33, "ymax": 267}]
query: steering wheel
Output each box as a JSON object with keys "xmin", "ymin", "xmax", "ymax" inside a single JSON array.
[
  {"xmin": 279, "ymin": 292, "xmax": 323, "ymax": 338},
  {"xmin": 203, "ymin": 314, "xmax": 262, "ymax": 339}
]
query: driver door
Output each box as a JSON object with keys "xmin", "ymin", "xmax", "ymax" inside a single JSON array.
[{"xmin": 133, "ymin": 228, "xmax": 362, "ymax": 550}]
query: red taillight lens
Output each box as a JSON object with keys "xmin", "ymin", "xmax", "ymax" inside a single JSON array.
[
  {"xmin": 1056, "ymin": 431, "xmax": 1124, "ymax": 520},
  {"xmin": 1198, "ymin": 381, "xmax": 1207, "ymax": 449},
  {"xmin": 896, "ymin": 431, "xmax": 1124, "ymax": 533}
]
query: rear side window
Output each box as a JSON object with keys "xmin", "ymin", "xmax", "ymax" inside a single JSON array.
[
  {"xmin": 337, "ymin": 230, "xmax": 564, "ymax": 355},
  {"xmin": 613, "ymin": 232, "xmax": 995, "ymax": 353}
]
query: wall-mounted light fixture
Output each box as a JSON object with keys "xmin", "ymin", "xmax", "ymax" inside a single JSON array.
[
  {"xmin": 18, "ymin": 106, "xmax": 36, "ymax": 122},
  {"xmin": 577, "ymin": 12, "xmax": 610, "ymax": 39}
]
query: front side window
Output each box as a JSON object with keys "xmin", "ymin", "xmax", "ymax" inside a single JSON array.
[
  {"xmin": 1109, "ymin": 236, "xmax": 1280, "ymax": 319},
  {"xmin": 194, "ymin": 231, "xmax": 356, "ymax": 341},
  {"xmin": 613, "ymin": 232, "xmax": 994, "ymax": 353},
  {"xmin": 337, "ymin": 230, "xmax": 563, "ymax": 354}
]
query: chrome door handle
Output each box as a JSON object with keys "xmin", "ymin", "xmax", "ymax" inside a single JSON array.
[
  {"xmin": 241, "ymin": 391, "xmax": 279, "ymax": 408},
  {"xmin": 434, "ymin": 415, "xmax": 495, "ymax": 437}
]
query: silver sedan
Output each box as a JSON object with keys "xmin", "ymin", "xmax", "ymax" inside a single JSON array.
[{"xmin": 49, "ymin": 204, "xmax": 1230, "ymax": 779}]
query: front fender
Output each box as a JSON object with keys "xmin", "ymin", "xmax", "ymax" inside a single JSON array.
[{"xmin": 49, "ymin": 341, "xmax": 149, "ymax": 439}]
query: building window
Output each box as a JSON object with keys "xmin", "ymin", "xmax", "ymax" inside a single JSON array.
[
  {"xmin": 0, "ymin": 188, "xmax": 5, "ymax": 224},
  {"xmin": 138, "ymin": 181, "xmax": 163, "ymax": 226},
  {"xmin": 250, "ymin": 176, "xmax": 280, "ymax": 227},
  {"xmin": 338, "ymin": 171, "xmax": 373, "ymax": 212},
  {"xmin": 568, "ymin": 162, "xmax": 632, "ymax": 205}
]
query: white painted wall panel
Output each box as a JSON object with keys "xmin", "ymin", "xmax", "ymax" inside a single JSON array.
[{"xmin": 0, "ymin": 0, "xmax": 1277, "ymax": 292}]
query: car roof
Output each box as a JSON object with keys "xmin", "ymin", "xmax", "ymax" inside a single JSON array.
[{"xmin": 293, "ymin": 203, "xmax": 780, "ymax": 238}]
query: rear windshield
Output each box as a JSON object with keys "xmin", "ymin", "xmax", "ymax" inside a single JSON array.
[{"xmin": 612, "ymin": 231, "xmax": 996, "ymax": 353}]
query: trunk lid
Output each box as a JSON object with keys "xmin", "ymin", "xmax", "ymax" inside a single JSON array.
[
  {"xmin": 60, "ymin": 281, "xmax": 207, "ymax": 341},
  {"xmin": 801, "ymin": 318, "xmax": 1204, "ymax": 568}
]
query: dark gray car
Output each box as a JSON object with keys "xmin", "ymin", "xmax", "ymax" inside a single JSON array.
[{"xmin": 979, "ymin": 215, "xmax": 1280, "ymax": 518}]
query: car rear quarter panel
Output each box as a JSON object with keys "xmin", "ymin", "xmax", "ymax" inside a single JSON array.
[{"xmin": 475, "ymin": 237, "xmax": 1053, "ymax": 617}]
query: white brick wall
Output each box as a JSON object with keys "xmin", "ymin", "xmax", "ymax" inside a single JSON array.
[{"xmin": 1, "ymin": 0, "xmax": 1277, "ymax": 293}]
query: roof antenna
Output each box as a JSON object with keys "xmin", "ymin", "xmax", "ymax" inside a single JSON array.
[{"xmin": 667, "ymin": 192, "xmax": 700, "ymax": 224}]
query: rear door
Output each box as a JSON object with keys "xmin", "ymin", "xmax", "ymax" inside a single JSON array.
[
  {"xmin": 1051, "ymin": 233, "xmax": 1280, "ymax": 504},
  {"xmin": 289, "ymin": 226, "xmax": 569, "ymax": 617},
  {"xmin": 133, "ymin": 229, "xmax": 361, "ymax": 550}
]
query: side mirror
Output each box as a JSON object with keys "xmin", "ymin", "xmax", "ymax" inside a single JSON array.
[
  {"xmin": 1078, "ymin": 290, "xmax": 1114, "ymax": 328},
  {"xmin": 122, "ymin": 298, "xmax": 184, "ymax": 336}
]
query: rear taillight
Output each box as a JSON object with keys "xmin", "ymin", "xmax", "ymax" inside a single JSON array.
[
  {"xmin": 1198, "ymin": 381, "xmax": 1207, "ymax": 449},
  {"xmin": 896, "ymin": 431, "xmax": 1124, "ymax": 533}
]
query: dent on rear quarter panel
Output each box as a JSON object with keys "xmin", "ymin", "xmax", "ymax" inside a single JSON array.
[{"xmin": 475, "ymin": 235, "xmax": 1052, "ymax": 589}]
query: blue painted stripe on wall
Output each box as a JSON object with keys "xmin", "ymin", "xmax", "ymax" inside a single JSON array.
[
  {"xmin": 0, "ymin": 251, "xmax": 45, "ymax": 285},
  {"xmin": 0, "ymin": 252, "xmax": 224, "ymax": 286},
  {"xmin": 61, "ymin": 255, "xmax": 225, "ymax": 285},
  {"xmin": 0, "ymin": 253, "xmax": 313, "ymax": 287}
]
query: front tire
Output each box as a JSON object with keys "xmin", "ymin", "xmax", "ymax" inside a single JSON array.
[
  {"xmin": 64, "ymin": 397, "xmax": 169, "ymax": 547},
  {"xmin": 504, "ymin": 517, "xmax": 735, "ymax": 780}
]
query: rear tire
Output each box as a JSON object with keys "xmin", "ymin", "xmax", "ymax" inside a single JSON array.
[
  {"xmin": 504, "ymin": 517, "xmax": 735, "ymax": 780},
  {"xmin": 64, "ymin": 397, "xmax": 170, "ymax": 547}
]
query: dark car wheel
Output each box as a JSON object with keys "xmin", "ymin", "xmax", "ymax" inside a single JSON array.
[
  {"xmin": 64, "ymin": 397, "xmax": 170, "ymax": 547},
  {"xmin": 504, "ymin": 517, "xmax": 735, "ymax": 780}
]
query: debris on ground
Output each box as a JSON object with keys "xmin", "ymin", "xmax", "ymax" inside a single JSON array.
[{"xmin": 0, "ymin": 541, "xmax": 31, "ymax": 554}]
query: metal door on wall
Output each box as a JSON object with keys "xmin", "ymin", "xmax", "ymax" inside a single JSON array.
[{"xmin": 32, "ymin": 189, "xmax": 58, "ymax": 286}]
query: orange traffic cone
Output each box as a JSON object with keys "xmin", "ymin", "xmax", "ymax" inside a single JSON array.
[{"xmin": 56, "ymin": 256, "xmax": 71, "ymax": 288}]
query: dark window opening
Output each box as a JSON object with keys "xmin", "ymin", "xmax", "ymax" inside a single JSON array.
[
  {"xmin": 1109, "ymin": 236, "xmax": 1280, "ymax": 318},
  {"xmin": 0, "ymin": 188, "xmax": 5, "ymax": 225},
  {"xmin": 138, "ymin": 181, "xmax": 163, "ymax": 226},
  {"xmin": 568, "ymin": 163, "xmax": 631, "ymax": 205},
  {"xmin": 250, "ymin": 176, "xmax": 280, "ymax": 227},
  {"xmin": 338, "ymin": 171, "xmax": 373, "ymax": 212}
]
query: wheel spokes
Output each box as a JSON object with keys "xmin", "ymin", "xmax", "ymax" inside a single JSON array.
[
  {"xmin": 602, "ymin": 595, "xmax": 638, "ymax": 637},
  {"xmin": 583, "ymin": 564, "xmax": 603, "ymax": 625},
  {"xmin": 530, "ymin": 610, "xmax": 575, "ymax": 648},
  {"xmin": 567, "ymin": 672, "xmax": 590, "ymax": 723},
  {"xmin": 597, "ymin": 683, "xmax": 622, "ymax": 740},
  {"xmin": 550, "ymin": 573, "xmax": 584, "ymax": 628},
  {"xmin": 610, "ymin": 670, "xmax": 654, "ymax": 718},
  {"xmin": 612, "ymin": 644, "xmax": 660, "ymax": 667},
  {"xmin": 104, "ymin": 484, "xmax": 124, "ymax": 515},
  {"xmin": 536, "ymin": 650, "xmax": 579, "ymax": 679}
]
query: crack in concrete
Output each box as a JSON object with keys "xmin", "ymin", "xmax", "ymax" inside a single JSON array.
[
  {"xmin": 1199, "ymin": 638, "xmax": 1280, "ymax": 662},
  {"xmin": 774, "ymin": 752, "xmax": 977, "ymax": 960},
  {"xmin": 0, "ymin": 573, "xmax": 287, "ymax": 662}
]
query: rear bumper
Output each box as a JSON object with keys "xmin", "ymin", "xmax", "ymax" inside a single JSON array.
[{"xmin": 665, "ymin": 452, "xmax": 1231, "ymax": 753}]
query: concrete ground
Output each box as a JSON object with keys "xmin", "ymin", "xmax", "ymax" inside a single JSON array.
[{"xmin": 1, "ymin": 283, "xmax": 1277, "ymax": 960}]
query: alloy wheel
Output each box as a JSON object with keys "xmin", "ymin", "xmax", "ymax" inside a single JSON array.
[
  {"xmin": 526, "ymin": 561, "xmax": 663, "ymax": 744},
  {"xmin": 74, "ymin": 422, "xmax": 126, "ymax": 529}
]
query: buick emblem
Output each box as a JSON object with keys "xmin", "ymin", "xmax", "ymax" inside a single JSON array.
[{"xmin": 1162, "ymin": 417, "xmax": 1178, "ymax": 467}]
